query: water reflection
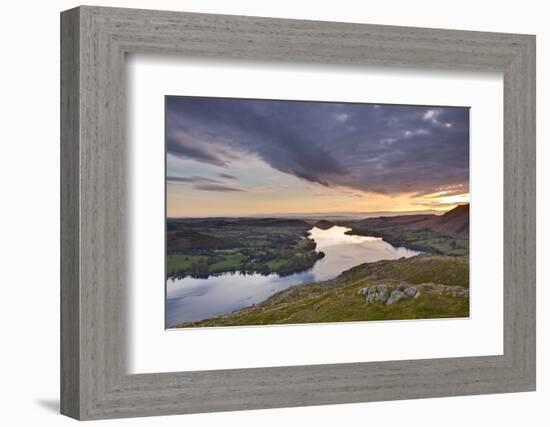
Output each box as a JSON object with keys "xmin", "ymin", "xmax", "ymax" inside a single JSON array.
[{"xmin": 166, "ymin": 226, "xmax": 419, "ymax": 326}]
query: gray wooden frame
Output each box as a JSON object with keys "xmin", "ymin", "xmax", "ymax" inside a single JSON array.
[{"xmin": 60, "ymin": 5, "xmax": 536, "ymax": 420}]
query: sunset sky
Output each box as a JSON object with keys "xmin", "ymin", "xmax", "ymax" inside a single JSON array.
[{"xmin": 166, "ymin": 96, "xmax": 469, "ymax": 217}]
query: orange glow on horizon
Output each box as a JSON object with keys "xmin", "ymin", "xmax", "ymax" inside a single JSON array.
[{"xmin": 167, "ymin": 183, "xmax": 470, "ymax": 217}]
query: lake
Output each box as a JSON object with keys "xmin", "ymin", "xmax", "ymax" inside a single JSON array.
[{"xmin": 166, "ymin": 226, "xmax": 419, "ymax": 326}]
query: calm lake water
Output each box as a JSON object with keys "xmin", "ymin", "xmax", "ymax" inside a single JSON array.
[{"xmin": 166, "ymin": 226, "xmax": 419, "ymax": 326}]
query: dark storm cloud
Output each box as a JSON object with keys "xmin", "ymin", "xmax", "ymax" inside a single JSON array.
[{"xmin": 166, "ymin": 97, "xmax": 469, "ymax": 195}]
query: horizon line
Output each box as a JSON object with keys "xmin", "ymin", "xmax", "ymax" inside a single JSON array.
[{"xmin": 167, "ymin": 203, "xmax": 468, "ymax": 219}]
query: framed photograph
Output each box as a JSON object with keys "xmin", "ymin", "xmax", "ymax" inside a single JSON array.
[
  {"xmin": 164, "ymin": 96, "xmax": 470, "ymax": 329},
  {"xmin": 61, "ymin": 6, "xmax": 536, "ymax": 420}
]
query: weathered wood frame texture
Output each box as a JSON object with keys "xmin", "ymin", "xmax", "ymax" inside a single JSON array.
[{"xmin": 60, "ymin": 5, "xmax": 536, "ymax": 420}]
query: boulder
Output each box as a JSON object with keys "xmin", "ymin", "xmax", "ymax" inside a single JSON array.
[
  {"xmin": 359, "ymin": 283, "xmax": 467, "ymax": 306},
  {"xmin": 445, "ymin": 285, "xmax": 468, "ymax": 297},
  {"xmin": 363, "ymin": 284, "xmax": 390, "ymax": 304},
  {"xmin": 403, "ymin": 286, "xmax": 418, "ymax": 297},
  {"xmin": 386, "ymin": 290, "xmax": 406, "ymax": 305}
]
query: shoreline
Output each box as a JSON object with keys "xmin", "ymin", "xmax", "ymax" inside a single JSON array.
[
  {"xmin": 170, "ymin": 254, "xmax": 469, "ymax": 328},
  {"xmin": 167, "ymin": 234, "xmax": 423, "ymax": 327},
  {"xmin": 167, "ymin": 249, "xmax": 325, "ymax": 281}
]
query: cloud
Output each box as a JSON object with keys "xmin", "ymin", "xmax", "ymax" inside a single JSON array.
[
  {"xmin": 218, "ymin": 173, "xmax": 238, "ymax": 180},
  {"xmin": 194, "ymin": 184, "xmax": 245, "ymax": 192},
  {"xmin": 166, "ymin": 98, "xmax": 469, "ymax": 196},
  {"xmin": 423, "ymin": 109, "xmax": 440, "ymax": 122},
  {"xmin": 166, "ymin": 131, "xmax": 227, "ymax": 166},
  {"xmin": 334, "ymin": 113, "xmax": 349, "ymax": 122},
  {"xmin": 422, "ymin": 108, "xmax": 455, "ymax": 129},
  {"xmin": 411, "ymin": 183, "xmax": 469, "ymax": 198},
  {"xmin": 403, "ymin": 128, "xmax": 429, "ymax": 137},
  {"xmin": 167, "ymin": 174, "xmax": 246, "ymax": 192},
  {"xmin": 167, "ymin": 175, "xmax": 220, "ymax": 184},
  {"xmin": 412, "ymin": 200, "xmax": 468, "ymax": 209}
]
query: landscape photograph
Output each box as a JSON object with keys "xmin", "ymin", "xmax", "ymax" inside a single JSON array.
[{"xmin": 165, "ymin": 96, "xmax": 470, "ymax": 329}]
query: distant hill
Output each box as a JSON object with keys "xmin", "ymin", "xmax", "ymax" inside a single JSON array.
[
  {"xmin": 166, "ymin": 229, "xmax": 237, "ymax": 253},
  {"xmin": 167, "ymin": 217, "xmax": 311, "ymax": 229},
  {"xmin": 351, "ymin": 214, "xmax": 434, "ymax": 229},
  {"xmin": 355, "ymin": 204, "xmax": 469, "ymax": 239},
  {"xmin": 313, "ymin": 219, "xmax": 335, "ymax": 230},
  {"xmin": 338, "ymin": 204, "xmax": 469, "ymax": 256},
  {"xmin": 238, "ymin": 218, "xmax": 312, "ymax": 228},
  {"xmin": 246, "ymin": 209, "xmax": 442, "ymax": 220},
  {"xmin": 404, "ymin": 204, "xmax": 469, "ymax": 238}
]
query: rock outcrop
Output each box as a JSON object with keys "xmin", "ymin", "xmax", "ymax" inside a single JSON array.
[{"xmin": 358, "ymin": 282, "xmax": 468, "ymax": 305}]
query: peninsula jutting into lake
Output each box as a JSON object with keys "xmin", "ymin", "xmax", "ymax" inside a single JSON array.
[{"xmin": 165, "ymin": 96, "xmax": 470, "ymax": 328}]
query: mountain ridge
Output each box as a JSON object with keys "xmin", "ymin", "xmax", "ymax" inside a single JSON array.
[{"xmin": 356, "ymin": 203, "xmax": 469, "ymax": 239}]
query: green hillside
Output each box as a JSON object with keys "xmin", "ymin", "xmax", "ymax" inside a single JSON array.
[{"xmin": 173, "ymin": 255, "xmax": 469, "ymax": 328}]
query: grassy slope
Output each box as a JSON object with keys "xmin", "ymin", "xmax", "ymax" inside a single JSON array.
[
  {"xmin": 173, "ymin": 255, "xmax": 469, "ymax": 328},
  {"xmin": 341, "ymin": 204, "xmax": 470, "ymax": 257},
  {"xmin": 344, "ymin": 226, "xmax": 468, "ymax": 256}
]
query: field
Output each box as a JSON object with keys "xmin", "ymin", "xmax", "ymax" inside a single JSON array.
[
  {"xmin": 167, "ymin": 253, "xmax": 244, "ymax": 276},
  {"xmin": 346, "ymin": 227, "xmax": 469, "ymax": 256},
  {"xmin": 166, "ymin": 218, "xmax": 324, "ymax": 278}
]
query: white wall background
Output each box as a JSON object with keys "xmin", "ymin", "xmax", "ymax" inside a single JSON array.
[{"xmin": 0, "ymin": 0, "xmax": 546, "ymax": 425}]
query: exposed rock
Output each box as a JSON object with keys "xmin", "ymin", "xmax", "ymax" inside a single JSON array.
[
  {"xmin": 359, "ymin": 285, "xmax": 390, "ymax": 303},
  {"xmin": 386, "ymin": 290, "xmax": 406, "ymax": 305},
  {"xmin": 360, "ymin": 282, "xmax": 468, "ymax": 305},
  {"xmin": 404, "ymin": 286, "xmax": 418, "ymax": 297},
  {"xmin": 371, "ymin": 285, "xmax": 390, "ymax": 303},
  {"xmin": 443, "ymin": 285, "xmax": 468, "ymax": 297}
]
